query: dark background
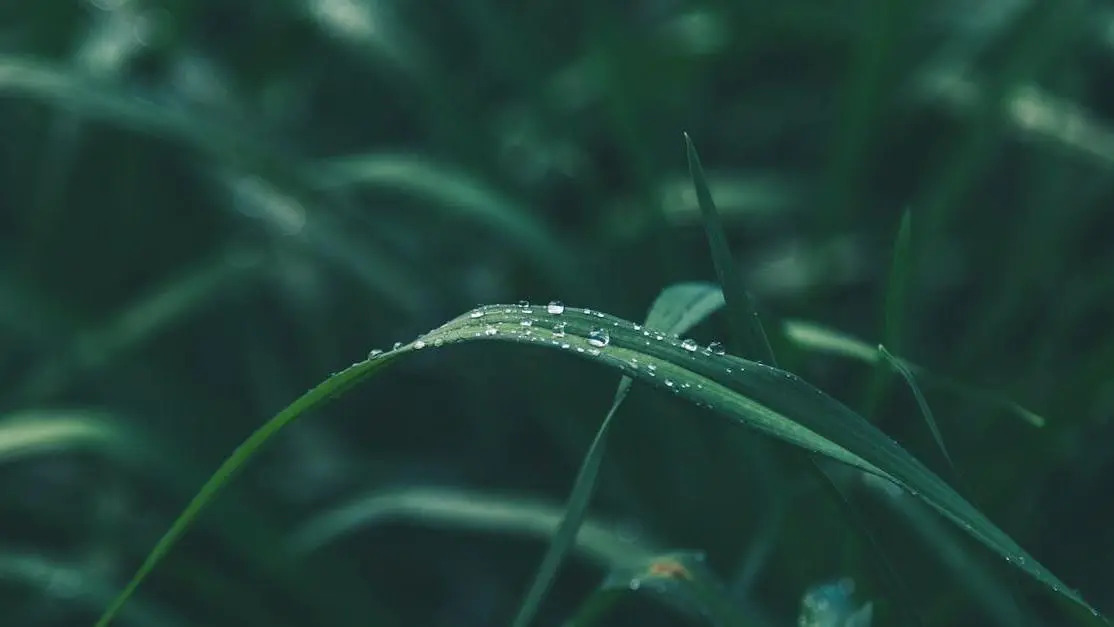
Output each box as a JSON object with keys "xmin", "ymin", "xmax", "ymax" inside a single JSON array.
[{"xmin": 1, "ymin": 1, "xmax": 1113, "ymax": 626}]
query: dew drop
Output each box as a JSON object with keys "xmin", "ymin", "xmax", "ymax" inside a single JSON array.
[
  {"xmin": 681, "ymin": 338, "xmax": 698, "ymax": 352},
  {"xmin": 520, "ymin": 320, "xmax": 534, "ymax": 327},
  {"xmin": 647, "ymin": 364, "xmax": 657, "ymax": 372},
  {"xmin": 708, "ymin": 341, "xmax": 725, "ymax": 355},
  {"xmin": 517, "ymin": 300, "xmax": 530, "ymax": 307},
  {"xmin": 560, "ymin": 342, "xmax": 571, "ymax": 349},
  {"xmin": 484, "ymin": 326, "xmax": 498, "ymax": 336},
  {"xmin": 414, "ymin": 340, "xmax": 427, "ymax": 349},
  {"xmin": 665, "ymin": 380, "xmax": 675, "ymax": 388},
  {"xmin": 392, "ymin": 341, "xmax": 403, "ymax": 350},
  {"xmin": 546, "ymin": 301, "xmax": 565, "ymax": 315},
  {"xmin": 588, "ymin": 348, "xmax": 601, "ymax": 356},
  {"xmin": 433, "ymin": 338, "xmax": 444, "ymax": 347},
  {"xmin": 593, "ymin": 311, "xmax": 605, "ymax": 318},
  {"xmin": 588, "ymin": 328, "xmax": 610, "ymax": 348},
  {"xmin": 470, "ymin": 310, "xmax": 485, "ymax": 319},
  {"xmin": 368, "ymin": 349, "xmax": 383, "ymax": 359}
]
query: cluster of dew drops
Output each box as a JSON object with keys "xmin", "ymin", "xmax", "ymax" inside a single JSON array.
[{"xmin": 363, "ymin": 300, "xmax": 739, "ymax": 399}]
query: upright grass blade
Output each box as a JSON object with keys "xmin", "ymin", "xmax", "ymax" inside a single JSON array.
[
  {"xmin": 864, "ymin": 209, "xmax": 915, "ymax": 419},
  {"xmin": 683, "ymin": 132, "xmax": 775, "ymax": 365},
  {"xmin": 92, "ymin": 305, "xmax": 1107, "ymax": 627},
  {"xmin": 684, "ymin": 134, "xmax": 917, "ymax": 624},
  {"xmin": 510, "ymin": 284, "xmax": 729, "ymax": 627}
]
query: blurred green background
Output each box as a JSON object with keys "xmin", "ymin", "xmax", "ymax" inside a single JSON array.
[{"xmin": 2, "ymin": 0, "xmax": 1113, "ymax": 626}]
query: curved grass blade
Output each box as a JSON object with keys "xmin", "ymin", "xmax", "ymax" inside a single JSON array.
[
  {"xmin": 318, "ymin": 154, "xmax": 579, "ymax": 287},
  {"xmin": 290, "ymin": 485, "xmax": 649, "ymax": 568},
  {"xmin": 0, "ymin": 410, "xmax": 129, "ymax": 462},
  {"xmin": 93, "ymin": 305, "xmax": 1105, "ymax": 627},
  {"xmin": 783, "ymin": 319, "xmax": 1046, "ymax": 428},
  {"xmin": 510, "ymin": 284, "xmax": 730, "ymax": 627},
  {"xmin": 683, "ymin": 132, "xmax": 775, "ymax": 365}
]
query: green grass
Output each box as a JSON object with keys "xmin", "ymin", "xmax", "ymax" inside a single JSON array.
[{"xmin": 4, "ymin": 3, "xmax": 1114, "ymax": 627}]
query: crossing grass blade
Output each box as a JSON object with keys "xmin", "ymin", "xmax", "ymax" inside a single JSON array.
[
  {"xmin": 783, "ymin": 319, "xmax": 1046, "ymax": 428},
  {"xmin": 878, "ymin": 345, "xmax": 958, "ymax": 476},
  {"xmin": 92, "ymin": 305, "xmax": 1106, "ymax": 627},
  {"xmin": 509, "ymin": 282, "xmax": 730, "ymax": 627}
]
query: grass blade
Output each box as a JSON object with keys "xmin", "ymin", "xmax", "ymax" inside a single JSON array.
[
  {"xmin": 93, "ymin": 305, "xmax": 1105, "ymax": 627},
  {"xmin": 783, "ymin": 319, "xmax": 1046, "ymax": 428},
  {"xmin": 878, "ymin": 345, "xmax": 958, "ymax": 476},
  {"xmin": 510, "ymin": 284, "xmax": 729, "ymax": 627},
  {"xmin": 683, "ymin": 132, "xmax": 775, "ymax": 365}
]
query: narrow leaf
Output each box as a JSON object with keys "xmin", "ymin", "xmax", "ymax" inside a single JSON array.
[
  {"xmin": 510, "ymin": 284, "xmax": 729, "ymax": 627},
  {"xmin": 93, "ymin": 305, "xmax": 1104, "ymax": 627},
  {"xmin": 683, "ymin": 132, "xmax": 775, "ymax": 365}
]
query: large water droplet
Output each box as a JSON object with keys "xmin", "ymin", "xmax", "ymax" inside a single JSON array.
[
  {"xmin": 517, "ymin": 300, "xmax": 530, "ymax": 307},
  {"xmin": 392, "ymin": 341, "xmax": 403, "ymax": 350},
  {"xmin": 588, "ymin": 328, "xmax": 610, "ymax": 348},
  {"xmin": 414, "ymin": 340, "xmax": 427, "ymax": 349},
  {"xmin": 546, "ymin": 301, "xmax": 565, "ymax": 314},
  {"xmin": 368, "ymin": 349, "xmax": 383, "ymax": 359},
  {"xmin": 708, "ymin": 341, "xmax": 725, "ymax": 355},
  {"xmin": 681, "ymin": 338, "xmax": 698, "ymax": 352}
]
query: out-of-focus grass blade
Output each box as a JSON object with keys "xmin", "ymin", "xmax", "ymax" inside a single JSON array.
[
  {"xmin": 783, "ymin": 319, "xmax": 1046, "ymax": 428},
  {"xmin": 599, "ymin": 551, "xmax": 749, "ymax": 627},
  {"xmin": 0, "ymin": 552, "xmax": 186, "ymax": 627},
  {"xmin": 683, "ymin": 132, "xmax": 775, "ymax": 365},
  {"xmin": 318, "ymin": 154, "xmax": 582, "ymax": 290},
  {"xmin": 878, "ymin": 345, "xmax": 958, "ymax": 476},
  {"xmin": 0, "ymin": 410, "xmax": 130, "ymax": 462},
  {"xmin": 93, "ymin": 305, "xmax": 1104, "ymax": 627},
  {"xmin": 17, "ymin": 251, "xmax": 263, "ymax": 402},
  {"xmin": 510, "ymin": 284, "xmax": 728, "ymax": 627},
  {"xmin": 883, "ymin": 210, "xmax": 914, "ymax": 351},
  {"xmin": 291, "ymin": 485, "xmax": 648, "ymax": 568}
]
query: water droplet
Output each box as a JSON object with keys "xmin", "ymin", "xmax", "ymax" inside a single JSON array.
[
  {"xmin": 633, "ymin": 324, "xmax": 642, "ymax": 331},
  {"xmin": 560, "ymin": 342, "xmax": 571, "ymax": 349},
  {"xmin": 588, "ymin": 328, "xmax": 610, "ymax": 348},
  {"xmin": 546, "ymin": 301, "xmax": 565, "ymax": 314},
  {"xmin": 647, "ymin": 364, "xmax": 657, "ymax": 372},
  {"xmin": 517, "ymin": 300, "xmax": 530, "ymax": 307},
  {"xmin": 708, "ymin": 341, "xmax": 725, "ymax": 355},
  {"xmin": 414, "ymin": 340, "xmax": 427, "ymax": 349},
  {"xmin": 520, "ymin": 320, "xmax": 534, "ymax": 327},
  {"xmin": 368, "ymin": 349, "xmax": 383, "ymax": 359},
  {"xmin": 392, "ymin": 341, "xmax": 403, "ymax": 350},
  {"xmin": 654, "ymin": 333, "xmax": 665, "ymax": 341},
  {"xmin": 665, "ymin": 380, "xmax": 675, "ymax": 387},
  {"xmin": 593, "ymin": 311, "xmax": 605, "ymax": 318},
  {"xmin": 484, "ymin": 326, "xmax": 498, "ymax": 336},
  {"xmin": 433, "ymin": 338, "xmax": 444, "ymax": 347},
  {"xmin": 629, "ymin": 578, "xmax": 642, "ymax": 591},
  {"xmin": 681, "ymin": 338, "xmax": 698, "ymax": 352},
  {"xmin": 470, "ymin": 310, "xmax": 485, "ymax": 319},
  {"xmin": 588, "ymin": 348, "xmax": 601, "ymax": 356}
]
